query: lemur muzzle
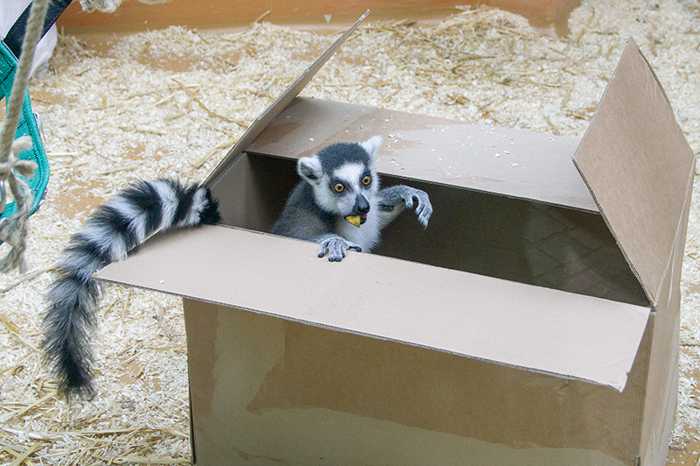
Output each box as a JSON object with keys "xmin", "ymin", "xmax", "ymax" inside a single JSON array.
[{"xmin": 345, "ymin": 195, "xmax": 370, "ymax": 227}]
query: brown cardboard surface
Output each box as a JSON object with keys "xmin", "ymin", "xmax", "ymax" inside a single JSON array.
[
  {"xmin": 573, "ymin": 41, "xmax": 695, "ymax": 305},
  {"xmin": 98, "ymin": 224, "xmax": 650, "ymax": 391},
  {"xmin": 213, "ymin": 151, "xmax": 647, "ymax": 305},
  {"xmin": 184, "ymin": 300, "xmax": 650, "ymax": 466},
  {"xmin": 204, "ymin": 12, "xmax": 368, "ymax": 186},
  {"xmin": 641, "ymin": 279, "xmax": 681, "ymax": 466},
  {"xmin": 640, "ymin": 173, "xmax": 693, "ymax": 466},
  {"xmin": 240, "ymin": 97, "xmax": 597, "ymax": 212}
]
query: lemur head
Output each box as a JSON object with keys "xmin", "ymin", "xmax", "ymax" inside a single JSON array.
[{"xmin": 297, "ymin": 136, "xmax": 382, "ymax": 226}]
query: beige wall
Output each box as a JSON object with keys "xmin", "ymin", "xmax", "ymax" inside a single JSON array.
[{"xmin": 59, "ymin": 0, "xmax": 582, "ymax": 36}]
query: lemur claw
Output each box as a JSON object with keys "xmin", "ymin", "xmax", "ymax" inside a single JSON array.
[
  {"xmin": 318, "ymin": 236, "xmax": 362, "ymax": 262},
  {"xmin": 378, "ymin": 185, "xmax": 433, "ymax": 229},
  {"xmin": 416, "ymin": 196, "xmax": 433, "ymax": 228},
  {"xmin": 404, "ymin": 188, "xmax": 432, "ymax": 228}
]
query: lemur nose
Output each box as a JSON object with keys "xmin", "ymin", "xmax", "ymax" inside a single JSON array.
[{"xmin": 355, "ymin": 195, "xmax": 370, "ymax": 214}]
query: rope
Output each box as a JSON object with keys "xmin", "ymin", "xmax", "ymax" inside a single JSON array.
[
  {"xmin": 0, "ymin": 0, "xmax": 51, "ymax": 273},
  {"xmin": 0, "ymin": 137, "xmax": 36, "ymax": 273},
  {"xmin": 79, "ymin": 0, "xmax": 123, "ymax": 13}
]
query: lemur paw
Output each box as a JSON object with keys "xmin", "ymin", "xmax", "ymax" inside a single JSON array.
[
  {"xmin": 317, "ymin": 236, "xmax": 362, "ymax": 262},
  {"xmin": 402, "ymin": 188, "xmax": 433, "ymax": 228}
]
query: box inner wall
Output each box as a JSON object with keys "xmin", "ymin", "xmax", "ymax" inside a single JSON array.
[{"xmin": 211, "ymin": 152, "xmax": 648, "ymax": 306}]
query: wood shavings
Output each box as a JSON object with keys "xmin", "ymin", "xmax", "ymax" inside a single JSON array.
[
  {"xmin": 192, "ymin": 138, "xmax": 236, "ymax": 169},
  {"xmin": 543, "ymin": 115, "xmax": 561, "ymax": 135},
  {"xmin": 0, "ymin": 315, "xmax": 39, "ymax": 352},
  {"xmin": 171, "ymin": 79, "xmax": 248, "ymax": 128},
  {"xmin": 1, "ymin": 427, "xmax": 60, "ymax": 442},
  {"xmin": 96, "ymin": 163, "xmax": 142, "ymax": 177},
  {"xmin": 254, "ymin": 10, "xmax": 272, "ymax": 24},
  {"xmin": 7, "ymin": 442, "xmax": 42, "ymax": 466},
  {"xmin": 0, "ymin": 2, "xmax": 698, "ymax": 463},
  {"xmin": 117, "ymin": 127, "xmax": 167, "ymax": 136},
  {"xmin": 1, "ymin": 392, "xmax": 56, "ymax": 423},
  {"xmin": 111, "ymin": 455, "xmax": 189, "ymax": 464},
  {"xmin": 0, "ymin": 266, "xmax": 54, "ymax": 293}
]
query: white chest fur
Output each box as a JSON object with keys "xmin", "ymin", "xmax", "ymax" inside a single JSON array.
[{"xmin": 335, "ymin": 205, "xmax": 381, "ymax": 252}]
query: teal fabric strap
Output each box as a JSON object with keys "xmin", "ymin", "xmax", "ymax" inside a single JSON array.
[{"xmin": 0, "ymin": 40, "xmax": 50, "ymax": 218}]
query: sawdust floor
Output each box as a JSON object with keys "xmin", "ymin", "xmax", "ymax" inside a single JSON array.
[{"xmin": 1, "ymin": 1, "xmax": 699, "ymax": 464}]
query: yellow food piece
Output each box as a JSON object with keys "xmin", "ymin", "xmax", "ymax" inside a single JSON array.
[{"xmin": 345, "ymin": 215, "xmax": 362, "ymax": 227}]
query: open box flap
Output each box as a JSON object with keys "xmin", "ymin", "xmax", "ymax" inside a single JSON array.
[
  {"xmin": 97, "ymin": 225, "xmax": 650, "ymax": 392},
  {"xmin": 204, "ymin": 11, "xmax": 369, "ymax": 186},
  {"xmin": 573, "ymin": 40, "xmax": 695, "ymax": 306},
  {"xmin": 242, "ymin": 97, "xmax": 597, "ymax": 211}
]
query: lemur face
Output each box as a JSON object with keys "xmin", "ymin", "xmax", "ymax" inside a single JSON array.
[{"xmin": 297, "ymin": 136, "xmax": 383, "ymax": 224}]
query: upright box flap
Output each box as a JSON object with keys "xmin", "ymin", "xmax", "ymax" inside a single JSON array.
[
  {"xmin": 573, "ymin": 41, "xmax": 695, "ymax": 306},
  {"xmin": 204, "ymin": 11, "xmax": 369, "ymax": 186},
  {"xmin": 97, "ymin": 225, "xmax": 651, "ymax": 392}
]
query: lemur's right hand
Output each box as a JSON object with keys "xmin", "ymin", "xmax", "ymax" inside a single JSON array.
[{"xmin": 317, "ymin": 235, "xmax": 362, "ymax": 262}]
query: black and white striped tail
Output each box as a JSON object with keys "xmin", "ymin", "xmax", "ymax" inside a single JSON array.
[{"xmin": 42, "ymin": 179, "xmax": 220, "ymax": 398}]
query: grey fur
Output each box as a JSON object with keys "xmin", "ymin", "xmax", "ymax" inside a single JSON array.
[
  {"xmin": 43, "ymin": 179, "xmax": 220, "ymax": 398},
  {"xmin": 272, "ymin": 137, "xmax": 433, "ymax": 261},
  {"xmin": 377, "ymin": 185, "xmax": 433, "ymax": 228},
  {"xmin": 271, "ymin": 182, "xmax": 334, "ymax": 240},
  {"xmin": 317, "ymin": 234, "xmax": 363, "ymax": 262},
  {"xmin": 317, "ymin": 143, "xmax": 370, "ymax": 173}
]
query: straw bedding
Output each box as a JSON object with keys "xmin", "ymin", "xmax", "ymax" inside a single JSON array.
[{"xmin": 1, "ymin": 0, "xmax": 699, "ymax": 463}]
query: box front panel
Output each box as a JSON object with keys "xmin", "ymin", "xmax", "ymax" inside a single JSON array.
[{"xmin": 184, "ymin": 300, "xmax": 650, "ymax": 466}]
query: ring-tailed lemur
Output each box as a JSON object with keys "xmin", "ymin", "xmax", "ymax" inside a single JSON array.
[
  {"xmin": 272, "ymin": 136, "xmax": 432, "ymax": 261},
  {"xmin": 43, "ymin": 179, "xmax": 220, "ymax": 398},
  {"xmin": 43, "ymin": 137, "xmax": 432, "ymax": 398}
]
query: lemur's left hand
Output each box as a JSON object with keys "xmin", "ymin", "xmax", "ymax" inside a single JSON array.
[
  {"xmin": 379, "ymin": 185, "xmax": 433, "ymax": 228},
  {"xmin": 403, "ymin": 187, "xmax": 433, "ymax": 228}
]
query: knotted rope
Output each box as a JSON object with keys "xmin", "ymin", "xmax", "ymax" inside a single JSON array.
[
  {"xmin": 0, "ymin": 137, "xmax": 36, "ymax": 273},
  {"xmin": 0, "ymin": 0, "xmax": 51, "ymax": 273}
]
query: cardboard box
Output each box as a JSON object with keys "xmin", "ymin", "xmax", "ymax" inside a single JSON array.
[{"xmin": 97, "ymin": 13, "xmax": 695, "ymax": 466}]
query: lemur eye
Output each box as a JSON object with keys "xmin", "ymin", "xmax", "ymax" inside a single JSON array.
[
  {"xmin": 333, "ymin": 183, "xmax": 345, "ymax": 193},
  {"xmin": 361, "ymin": 175, "xmax": 372, "ymax": 186}
]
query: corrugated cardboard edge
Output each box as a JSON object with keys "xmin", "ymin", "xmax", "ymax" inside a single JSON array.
[
  {"xmin": 573, "ymin": 39, "xmax": 695, "ymax": 306},
  {"xmin": 203, "ymin": 10, "xmax": 370, "ymax": 187},
  {"xmin": 188, "ymin": 385, "xmax": 196, "ymax": 464}
]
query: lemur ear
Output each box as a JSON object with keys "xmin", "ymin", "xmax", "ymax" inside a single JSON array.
[
  {"xmin": 360, "ymin": 135, "xmax": 383, "ymax": 160},
  {"xmin": 297, "ymin": 156, "xmax": 323, "ymax": 184}
]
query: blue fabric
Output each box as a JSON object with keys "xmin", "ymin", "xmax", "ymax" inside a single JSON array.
[{"xmin": 0, "ymin": 40, "xmax": 50, "ymax": 218}]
